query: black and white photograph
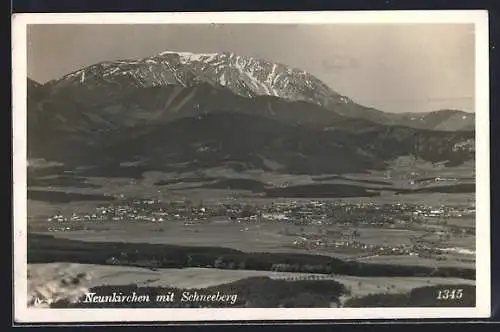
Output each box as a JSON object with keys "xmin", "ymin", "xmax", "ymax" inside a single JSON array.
[{"xmin": 12, "ymin": 11, "xmax": 490, "ymax": 322}]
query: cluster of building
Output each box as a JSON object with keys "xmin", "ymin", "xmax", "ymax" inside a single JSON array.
[
  {"xmin": 290, "ymin": 235, "xmax": 455, "ymax": 259},
  {"xmin": 44, "ymin": 200, "xmax": 398, "ymax": 225},
  {"xmin": 42, "ymin": 198, "xmax": 475, "ymax": 244}
]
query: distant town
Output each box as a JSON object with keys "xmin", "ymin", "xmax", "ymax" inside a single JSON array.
[{"xmin": 30, "ymin": 197, "xmax": 475, "ymax": 265}]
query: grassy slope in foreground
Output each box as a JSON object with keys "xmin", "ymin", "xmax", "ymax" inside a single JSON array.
[
  {"xmin": 28, "ymin": 234, "xmax": 475, "ymax": 280},
  {"xmin": 49, "ymin": 279, "xmax": 475, "ymax": 308}
]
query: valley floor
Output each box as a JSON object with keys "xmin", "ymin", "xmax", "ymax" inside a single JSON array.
[{"xmin": 24, "ymin": 162, "xmax": 478, "ymax": 308}]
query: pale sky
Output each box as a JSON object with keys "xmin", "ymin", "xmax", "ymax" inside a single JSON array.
[{"xmin": 27, "ymin": 24, "xmax": 475, "ymax": 113}]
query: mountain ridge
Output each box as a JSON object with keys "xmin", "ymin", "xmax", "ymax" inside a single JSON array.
[{"xmin": 32, "ymin": 50, "xmax": 475, "ymax": 131}]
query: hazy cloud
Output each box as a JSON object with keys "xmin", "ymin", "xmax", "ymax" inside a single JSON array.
[{"xmin": 321, "ymin": 56, "xmax": 359, "ymax": 71}]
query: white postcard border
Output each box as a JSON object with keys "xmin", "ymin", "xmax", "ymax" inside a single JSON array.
[{"xmin": 12, "ymin": 10, "xmax": 491, "ymax": 323}]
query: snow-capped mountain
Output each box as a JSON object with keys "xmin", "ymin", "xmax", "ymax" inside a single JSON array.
[
  {"xmin": 27, "ymin": 50, "xmax": 475, "ymax": 175},
  {"xmin": 46, "ymin": 51, "xmax": 352, "ymax": 110},
  {"xmin": 42, "ymin": 50, "xmax": 475, "ymax": 131}
]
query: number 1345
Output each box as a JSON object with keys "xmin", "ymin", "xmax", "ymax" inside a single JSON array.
[{"xmin": 436, "ymin": 289, "xmax": 463, "ymax": 300}]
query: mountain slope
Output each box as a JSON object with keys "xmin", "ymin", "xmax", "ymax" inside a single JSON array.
[
  {"xmin": 26, "ymin": 82, "xmax": 359, "ymax": 161},
  {"xmin": 28, "ymin": 78, "xmax": 41, "ymax": 90}
]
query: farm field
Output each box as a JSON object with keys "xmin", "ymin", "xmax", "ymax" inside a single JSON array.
[
  {"xmin": 355, "ymin": 254, "xmax": 475, "ymax": 268},
  {"xmin": 32, "ymin": 210, "xmax": 475, "ymax": 269},
  {"xmin": 32, "ymin": 224, "xmax": 360, "ymax": 261}
]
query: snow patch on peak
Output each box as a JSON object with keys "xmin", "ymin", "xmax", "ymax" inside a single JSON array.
[
  {"xmin": 157, "ymin": 50, "xmax": 219, "ymax": 63},
  {"xmin": 220, "ymin": 73, "xmax": 227, "ymax": 86}
]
